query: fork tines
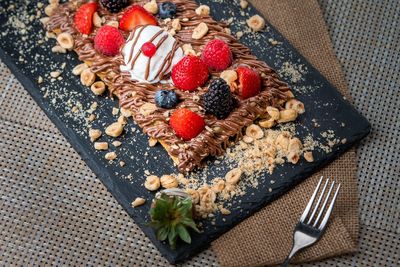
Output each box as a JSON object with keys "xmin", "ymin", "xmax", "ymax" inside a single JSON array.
[{"xmin": 300, "ymin": 176, "xmax": 341, "ymax": 230}]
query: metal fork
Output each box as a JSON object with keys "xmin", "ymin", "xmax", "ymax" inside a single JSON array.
[{"xmin": 281, "ymin": 176, "xmax": 341, "ymax": 266}]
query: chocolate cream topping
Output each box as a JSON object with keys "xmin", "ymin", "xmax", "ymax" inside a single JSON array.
[{"xmin": 46, "ymin": 0, "xmax": 291, "ymax": 173}]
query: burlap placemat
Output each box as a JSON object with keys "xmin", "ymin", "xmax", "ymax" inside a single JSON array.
[{"xmin": 211, "ymin": 1, "xmax": 358, "ymax": 266}]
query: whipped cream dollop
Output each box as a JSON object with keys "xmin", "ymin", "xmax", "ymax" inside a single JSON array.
[{"xmin": 120, "ymin": 25, "xmax": 184, "ymax": 83}]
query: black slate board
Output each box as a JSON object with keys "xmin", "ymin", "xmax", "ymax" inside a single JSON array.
[{"xmin": 0, "ymin": 0, "xmax": 371, "ymax": 264}]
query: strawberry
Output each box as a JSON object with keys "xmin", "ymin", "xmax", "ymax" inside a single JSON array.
[
  {"xmin": 119, "ymin": 5, "xmax": 158, "ymax": 31},
  {"xmin": 94, "ymin": 25, "xmax": 125, "ymax": 56},
  {"xmin": 74, "ymin": 2, "xmax": 98, "ymax": 35},
  {"xmin": 236, "ymin": 66, "xmax": 261, "ymax": 99},
  {"xmin": 169, "ymin": 108, "xmax": 205, "ymax": 141},
  {"xmin": 201, "ymin": 39, "xmax": 232, "ymax": 71},
  {"xmin": 171, "ymin": 55, "xmax": 209, "ymax": 91}
]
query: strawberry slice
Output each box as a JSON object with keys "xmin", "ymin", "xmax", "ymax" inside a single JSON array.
[
  {"xmin": 237, "ymin": 66, "xmax": 261, "ymax": 99},
  {"xmin": 119, "ymin": 5, "xmax": 158, "ymax": 31},
  {"xmin": 74, "ymin": 2, "xmax": 98, "ymax": 35},
  {"xmin": 169, "ymin": 108, "xmax": 205, "ymax": 141}
]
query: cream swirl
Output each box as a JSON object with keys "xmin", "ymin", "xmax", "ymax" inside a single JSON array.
[{"xmin": 120, "ymin": 25, "xmax": 184, "ymax": 83}]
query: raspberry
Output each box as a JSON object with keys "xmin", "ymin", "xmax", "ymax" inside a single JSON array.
[
  {"xmin": 171, "ymin": 55, "xmax": 209, "ymax": 91},
  {"xmin": 201, "ymin": 39, "xmax": 232, "ymax": 71},
  {"xmin": 141, "ymin": 42, "xmax": 157, "ymax": 57},
  {"xmin": 94, "ymin": 25, "xmax": 125, "ymax": 56},
  {"xmin": 169, "ymin": 108, "xmax": 205, "ymax": 141},
  {"xmin": 100, "ymin": 0, "xmax": 128, "ymax": 13},
  {"xmin": 203, "ymin": 79, "xmax": 235, "ymax": 119}
]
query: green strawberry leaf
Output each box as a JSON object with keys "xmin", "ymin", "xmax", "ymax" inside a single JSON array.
[
  {"xmin": 177, "ymin": 224, "xmax": 191, "ymax": 244},
  {"xmin": 181, "ymin": 217, "xmax": 200, "ymax": 232},
  {"xmin": 157, "ymin": 226, "xmax": 169, "ymax": 241},
  {"xmin": 168, "ymin": 225, "xmax": 177, "ymax": 249},
  {"xmin": 177, "ymin": 199, "xmax": 192, "ymax": 214}
]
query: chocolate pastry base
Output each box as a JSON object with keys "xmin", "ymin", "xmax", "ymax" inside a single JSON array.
[{"xmin": 46, "ymin": 0, "xmax": 291, "ymax": 173}]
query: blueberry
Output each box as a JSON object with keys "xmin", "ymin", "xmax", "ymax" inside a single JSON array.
[
  {"xmin": 155, "ymin": 90, "xmax": 178, "ymax": 109},
  {"xmin": 158, "ymin": 2, "xmax": 177, "ymax": 19}
]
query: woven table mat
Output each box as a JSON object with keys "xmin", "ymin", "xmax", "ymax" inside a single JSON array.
[{"xmin": 1, "ymin": 0, "xmax": 399, "ymax": 267}]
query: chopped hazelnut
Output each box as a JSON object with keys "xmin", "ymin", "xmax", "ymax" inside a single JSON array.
[
  {"xmin": 92, "ymin": 12, "xmax": 102, "ymax": 27},
  {"xmin": 50, "ymin": 71, "xmax": 61, "ymax": 78},
  {"xmin": 288, "ymin": 138, "xmax": 302, "ymax": 153},
  {"xmin": 160, "ymin": 175, "xmax": 178, "ymax": 189},
  {"xmin": 105, "ymin": 152, "xmax": 117, "ymax": 161},
  {"xmin": 88, "ymin": 129, "xmax": 102, "ymax": 142},
  {"xmin": 72, "ymin": 63, "xmax": 88, "ymax": 76},
  {"xmin": 247, "ymin": 15, "xmax": 265, "ymax": 32},
  {"xmin": 287, "ymin": 151, "xmax": 300, "ymax": 164},
  {"xmin": 143, "ymin": 0, "xmax": 158, "ymax": 14},
  {"xmin": 186, "ymin": 189, "xmax": 200, "ymax": 204},
  {"xmin": 259, "ymin": 118, "xmax": 275, "ymax": 129},
  {"xmin": 220, "ymin": 206, "xmax": 231, "ymax": 215},
  {"xmin": 51, "ymin": 45, "xmax": 66, "ymax": 53},
  {"xmin": 139, "ymin": 103, "xmax": 158, "ymax": 116},
  {"xmin": 225, "ymin": 168, "xmax": 242, "ymax": 185},
  {"xmin": 90, "ymin": 81, "xmax": 106, "ymax": 95},
  {"xmin": 106, "ymin": 21, "xmax": 119, "ymax": 28},
  {"xmin": 112, "ymin": 141, "xmax": 122, "ymax": 147},
  {"xmin": 220, "ymin": 70, "xmax": 237, "ymax": 86},
  {"xmin": 149, "ymin": 137, "xmax": 158, "ymax": 147},
  {"xmin": 56, "ymin": 32, "xmax": 74, "ymax": 50},
  {"xmin": 285, "ymin": 99, "xmax": 305, "ymax": 114},
  {"xmin": 105, "ymin": 122, "xmax": 124, "ymax": 137},
  {"xmin": 117, "ymin": 115, "xmax": 127, "ymax": 125},
  {"xmin": 144, "ymin": 175, "xmax": 161, "ymax": 191},
  {"xmin": 240, "ymin": 0, "xmax": 248, "ymax": 9},
  {"xmin": 278, "ymin": 109, "xmax": 298, "ymax": 123},
  {"xmin": 94, "ymin": 142, "xmax": 108, "ymax": 150},
  {"xmin": 120, "ymin": 107, "xmax": 132, "ymax": 117},
  {"xmin": 192, "ymin": 22, "xmax": 208, "ymax": 39},
  {"xmin": 112, "ymin": 107, "xmax": 119, "ymax": 116},
  {"xmin": 131, "ymin": 197, "xmax": 146, "ymax": 207},
  {"xmin": 44, "ymin": 4, "xmax": 57, "ymax": 16},
  {"xmin": 303, "ymin": 151, "xmax": 314, "ymax": 162},
  {"xmin": 266, "ymin": 106, "xmax": 280, "ymax": 121},
  {"xmin": 182, "ymin": 43, "xmax": 196, "ymax": 55},
  {"xmin": 195, "ymin": 5, "xmax": 210, "ymax": 16},
  {"xmin": 80, "ymin": 69, "xmax": 96, "ymax": 86},
  {"xmin": 88, "ymin": 114, "xmax": 96, "ymax": 122},
  {"xmin": 245, "ymin": 124, "xmax": 264, "ymax": 140},
  {"xmin": 171, "ymin": 18, "xmax": 181, "ymax": 31}
]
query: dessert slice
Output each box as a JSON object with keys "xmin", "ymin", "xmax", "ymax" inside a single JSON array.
[{"xmin": 45, "ymin": 0, "xmax": 297, "ymax": 173}]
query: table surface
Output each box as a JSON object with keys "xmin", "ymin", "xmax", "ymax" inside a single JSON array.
[{"xmin": 1, "ymin": 0, "xmax": 399, "ymax": 266}]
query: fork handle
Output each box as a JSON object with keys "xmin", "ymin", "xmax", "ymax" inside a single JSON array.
[
  {"xmin": 281, "ymin": 245, "xmax": 300, "ymax": 267},
  {"xmin": 281, "ymin": 257, "xmax": 291, "ymax": 267}
]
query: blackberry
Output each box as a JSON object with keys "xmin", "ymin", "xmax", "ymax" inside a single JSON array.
[
  {"xmin": 100, "ymin": 0, "xmax": 128, "ymax": 13},
  {"xmin": 203, "ymin": 78, "xmax": 235, "ymax": 119}
]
